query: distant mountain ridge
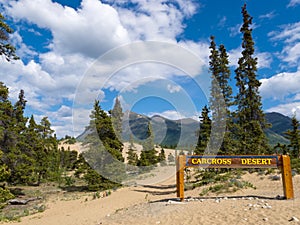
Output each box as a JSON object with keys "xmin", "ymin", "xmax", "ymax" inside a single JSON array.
[
  {"xmin": 78, "ymin": 111, "xmax": 292, "ymax": 148},
  {"xmin": 265, "ymin": 112, "xmax": 293, "ymax": 136},
  {"xmin": 122, "ymin": 111, "xmax": 198, "ymax": 148}
]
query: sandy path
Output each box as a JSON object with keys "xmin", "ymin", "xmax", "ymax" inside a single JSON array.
[
  {"xmin": 100, "ymin": 173, "xmax": 300, "ymax": 225},
  {"xmin": 2, "ymin": 172, "xmax": 300, "ymax": 225}
]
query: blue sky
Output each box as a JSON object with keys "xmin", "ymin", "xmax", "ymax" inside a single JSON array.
[{"xmin": 0, "ymin": 0, "xmax": 300, "ymax": 137}]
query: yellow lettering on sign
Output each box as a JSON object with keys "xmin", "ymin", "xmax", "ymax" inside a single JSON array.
[
  {"xmin": 191, "ymin": 158, "xmax": 199, "ymax": 164},
  {"xmin": 191, "ymin": 158, "xmax": 232, "ymax": 165},
  {"xmin": 241, "ymin": 158, "xmax": 273, "ymax": 165}
]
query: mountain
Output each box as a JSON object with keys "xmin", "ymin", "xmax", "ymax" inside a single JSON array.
[
  {"xmin": 265, "ymin": 112, "xmax": 293, "ymax": 136},
  {"xmin": 121, "ymin": 111, "xmax": 198, "ymax": 148},
  {"xmin": 77, "ymin": 111, "xmax": 293, "ymax": 148},
  {"xmin": 264, "ymin": 112, "xmax": 292, "ymax": 146}
]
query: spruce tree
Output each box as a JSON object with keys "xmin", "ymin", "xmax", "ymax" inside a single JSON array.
[
  {"xmin": 13, "ymin": 90, "xmax": 28, "ymax": 130},
  {"xmin": 0, "ymin": 149, "xmax": 13, "ymax": 203},
  {"xmin": 35, "ymin": 117, "xmax": 59, "ymax": 184},
  {"xmin": 0, "ymin": 13, "xmax": 19, "ymax": 61},
  {"xmin": 13, "ymin": 90, "xmax": 35, "ymax": 184},
  {"xmin": 0, "ymin": 84, "xmax": 14, "ymax": 199},
  {"xmin": 80, "ymin": 100, "xmax": 126, "ymax": 188},
  {"xmin": 1, "ymin": 86, "xmax": 37, "ymax": 184},
  {"xmin": 0, "ymin": 82, "xmax": 15, "ymax": 153},
  {"xmin": 234, "ymin": 4, "xmax": 270, "ymax": 154},
  {"xmin": 218, "ymin": 44, "xmax": 238, "ymax": 154},
  {"xmin": 0, "ymin": 82, "xmax": 21, "ymax": 183},
  {"xmin": 208, "ymin": 36, "xmax": 234, "ymax": 155},
  {"xmin": 138, "ymin": 121, "xmax": 157, "ymax": 166},
  {"xmin": 110, "ymin": 96, "xmax": 124, "ymax": 142},
  {"xmin": 127, "ymin": 134, "xmax": 138, "ymax": 166},
  {"xmin": 88, "ymin": 100, "xmax": 123, "ymax": 161},
  {"xmin": 158, "ymin": 148, "xmax": 167, "ymax": 166},
  {"xmin": 284, "ymin": 115, "xmax": 300, "ymax": 158},
  {"xmin": 195, "ymin": 106, "xmax": 211, "ymax": 155},
  {"xmin": 24, "ymin": 115, "xmax": 43, "ymax": 181},
  {"xmin": 218, "ymin": 45, "xmax": 233, "ymax": 108}
]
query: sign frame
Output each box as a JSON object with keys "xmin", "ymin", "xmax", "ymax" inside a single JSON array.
[{"xmin": 176, "ymin": 154, "xmax": 294, "ymax": 201}]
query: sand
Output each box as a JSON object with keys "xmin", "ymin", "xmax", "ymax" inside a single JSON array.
[
  {"xmin": 3, "ymin": 142, "xmax": 298, "ymax": 224},
  {"xmin": 1, "ymin": 170, "xmax": 299, "ymax": 225}
]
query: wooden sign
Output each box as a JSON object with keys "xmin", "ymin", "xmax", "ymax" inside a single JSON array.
[
  {"xmin": 185, "ymin": 155, "xmax": 279, "ymax": 168},
  {"xmin": 176, "ymin": 154, "xmax": 294, "ymax": 201}
]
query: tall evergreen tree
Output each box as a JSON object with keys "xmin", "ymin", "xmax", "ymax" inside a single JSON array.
[
  {"xmin": 88, "ymin": 100, "xmax": 123, "ymax": 161},
  {"xmin": 79, "ymin": 100, "xmax": 126, "ymax": 188},
  {"xmin": 218, "ymin": 44, "xmax": 238, "ymax": 154},
  {"xmin": 110, "ymin": 96, "xmax": 124, "ymax": 141},
  {"xmin": 208, "ymin": 36, "xmax": 234, "ymax": 155},
  {"xmin": 127, "ymin": 134, "xmax": 138, "ymax": 166},
  {"xmin": 11, "ymin": 91, "xmax": 36, "ymax": 184},
  {"xmin": 158, "ymin": 148, "xmax": 167, "ymax": 166},
  {"xmin": 208, "ymin": 36, "xmax": 236, "ymax": 154},
  {"xmin": 138, "ymin": 121, "xmax": 157, "ymax": 166},
  {"xmin": 13, "ymin": 90, "xmax": 27, "ymax": 129},
  {"xmin": 0, "ymin": 13, "xmax": 19, "ymax": 61},
  {"xmin": 24, "ymin": 115, "xmax": 48, "ymax": 184},
  {"xmin": 234, "ymin": 4, "xmax": 270, "ymax": 154},
  {"xmin": 284, "ymin": 115, "xmax": 300, "ymax": 158},
  {"xmin": 0, "ymin": 82, "xmax": 20, "ymax": 183},
  {"xmin": 0, "ymin": 82, "xmax": 13, "ymax": 152},
  {"xmin": 195, "ymin": 106, "xmax": 211, "ymax": 155}
]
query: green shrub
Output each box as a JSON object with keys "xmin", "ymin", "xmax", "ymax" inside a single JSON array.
[
  {"xmin": 0, "ymin": 187, "xmax": 14, "ymax": 203},
  {"xmin": 291, "ymin": 158, "xmax": 300, "ymax": 174},
  {"xmin": 64, "ymin": 176, "xmax": 75, "ymax": 187},
  {"xmin": 198, "ymin": 170, "xmax": 256, "ymax": 196}
]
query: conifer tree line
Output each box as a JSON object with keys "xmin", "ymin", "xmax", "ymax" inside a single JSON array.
[
  {"xmin": 195, "ymin": 4, "xmax": 300, "ymax": 158},
  {"xmin": 84, "ymin": 99, "xmax": 167, "ymax": 172},
  {"xmin": 0, "ymin": 82, "xmax": 80, "ymax": 185}
]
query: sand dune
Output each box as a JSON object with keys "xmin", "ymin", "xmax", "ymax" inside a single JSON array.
[
  {"xmin": 2, "ymin": 171, "xmax": 299, "ymax": 225},
  {"xmin": 6, "ymin": 142, "xmax": 298, "ymax": 225}
]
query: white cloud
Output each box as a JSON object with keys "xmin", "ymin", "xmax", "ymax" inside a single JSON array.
[
  {"xmin": 269, "ymin": 21, "xmax": 300, "ymax": 66},
  {"xmin": 0, "ymin": 52, "xmax": 92, "ymax": 115},
  {"xmin": 256, "ymin": 52, "xmax": 273, "ymax": 68},
  {"xmin": 5, "ymin": 0, "xmax": 130, "ymax": 58},
  {"xmin": 260, "ymin": 71, "xmax": 300, "ymax": 100},
  {"xmin": 167, "ymin": 84, "xmax": 181, "ymax": 93},
  {"xmin": 110, "ymin": 0, "xmax": 198, "ymax": 43},
  {"xmin": 148, "ymin": 110, "xmax": 186, "ymax": 120},
  {"xmin": 217, "ymin": 16, "xmax": 227, "ymax": 28},
  {"xmin": 178, "ymin": 40, "xmax": 210, "ymax": 66},
  {"xmin": 266, "ymin": 102, "xmax": 300, "ymax": 120},
  {"xmin": 228, "ymin": 47, "xmax": 242, "ymax": 67},
  {"xmin": 287, "ymin": 0, "xmax": 300, "ymax": 7},
  {"xmin": 1, "ymin": 0, "xmax": 208, "ymax": 138},
  {"xmin": 11, "ymin": 32, "xmax": 38, "ymax": 59},
  {"xmin": 0, "ymin": 0, "xmax": 201, "ymax": 64},
  {"xmin": 72, "ymin": 106, "xmax": 97, "ymax": 137},
  {"xmin": 228, "ymin": 47, "xmax": 272, "ymax": 69},
  {"xmin": 259, "ymin": 11, "xmax": 276, "ymax": 20},
  {"xmin": 228, "ymin": 23, "xmax": 259, "ymax": 37},
  {"xmin": 228, "ymin": 24, "xmax": 241, "ymax": 37},
  {"xmin": 294, "ymin": 93, "xmax": 300, "ymax": 100}
]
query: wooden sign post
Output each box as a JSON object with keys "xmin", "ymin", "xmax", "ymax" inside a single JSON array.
[{"xmin": 176, "ymin": 155, "xmax": 294, "ymax": 201}]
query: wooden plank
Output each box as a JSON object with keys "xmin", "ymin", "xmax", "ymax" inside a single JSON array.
[
  {"xmin": 280, "ymin": 155, "xmax": 294, "ymax": 199},
  {"xmin": 176, "ymin": 155, "xmax": 185, "ymax": 202}
]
